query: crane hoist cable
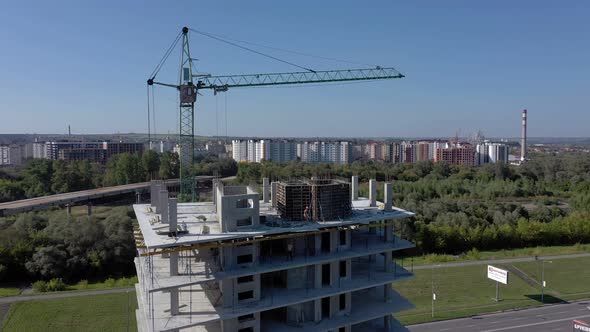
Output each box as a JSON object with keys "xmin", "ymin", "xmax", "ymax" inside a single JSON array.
[
  {"xmin": 189, "ymin": 29, "xmax": 380, "ymax": 69},
  {"xmin": 189, "ymin": 28, "xmax": 316, "ymax": 73}
]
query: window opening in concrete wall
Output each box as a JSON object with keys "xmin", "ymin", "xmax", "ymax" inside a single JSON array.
[
  {"xmin": 339, "ymin": 293, "xmax": 346, "ymax": 311},
  {"xmin": 261, "ymin": 270, "xmax": 287, "ymax": 289},
  {"xmin": 237, "ymin": 254, "xmax": 253, "ymax": 264},
  {"xmin": 238, "ymin": 290, "xmax": 254, "ymax": 301},
  {"xmin": 322, "ymin": 264, "xmax": 331, "ymax": 286},
  {"xmin": 237, "ymin": 314, "xmax": 255, "ymax": 323},
  {"xmin": 236, "ymin": 198, "xmax": 248, "ymax": 208},
  {"xmin": 237, "ymin": 275, "xmax": 254, "ymax": 284},
  {"xmin": 237, "ymin": 217, "xmax": 252, "ymax": 227},
  {"xmin": 238, "ymin": 327, "xmax": 254, "ymax": 332},
  {"xmin": 339, "ymin": 260, "xmax": 346, "ymax": 278},
  {"xmin": 321, "ymin": 232, "xmax": 330, "ymax": 253},
  {"xmin": 321, "ymin": 297, "xmax": 330, "ymax": 319},
  {"xmin": 339, "ymin": 230, "xmax": 346, "ymax": 245}
]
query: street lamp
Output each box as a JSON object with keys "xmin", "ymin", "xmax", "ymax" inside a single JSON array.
[
  {"xmin": 541, "ymin": 260, "xmax": 552, "ymax": 303},
  {"xmin": 431, "ymin": 264, "xmax": 441, "ymax": 318}
]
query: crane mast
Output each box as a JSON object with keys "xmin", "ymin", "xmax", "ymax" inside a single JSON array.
[{"xmin": 148, "ymin": 27, "xmax": 405, "ymax": 201}]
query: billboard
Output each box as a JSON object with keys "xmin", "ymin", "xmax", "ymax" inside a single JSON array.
[
  {"xmin": 487, "ymin": 265, "xmax": 508, "ymax": 285},
  {"xmin": 574, "ymin": 320, "xmax": 590, "ymax": 332}
]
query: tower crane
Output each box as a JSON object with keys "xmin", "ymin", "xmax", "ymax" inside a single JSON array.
[{"xmin": 147, "ymin": 27, "xmax": 405, "ymax": 201}]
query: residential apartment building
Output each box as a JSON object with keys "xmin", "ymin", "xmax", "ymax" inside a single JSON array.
[
  {"xmin": 33, "ymin": 141, "xmax": 144, "ymax": 164},
  {"xmin": 232, "ymin": 140, "xmax": 298, "ymax": 163},
  {"xmin": 434, "ymin": 144, "xmax": 476, "ymax": 166},
  {"xmin": 299, "ymin": 141, "xmax": 352, "ymax": 165},
  {"xmin": 476, "ymin": 142, "xmax": 509, "ymax": 165},
  {"xmin": 0, "ymin": 145, "xmax": 23, "ymax": 166},
  {"xmin": 134, "ymin": 177, "xmax": 415, "ymax": 332}
]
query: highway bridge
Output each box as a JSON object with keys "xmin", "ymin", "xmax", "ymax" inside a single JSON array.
[{"xmin": 0, "ymin": 176, "xmax": 216, "ymax": 216}]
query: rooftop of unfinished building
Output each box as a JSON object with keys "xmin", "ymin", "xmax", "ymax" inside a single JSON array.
[{"xmin": 135, "ymin": 182, "xmax": 414, "ymax": 249}]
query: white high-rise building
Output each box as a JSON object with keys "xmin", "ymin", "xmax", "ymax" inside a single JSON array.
[
  {"xmin": 232, "ymin": 140, "xmax": 297, "ymax": 163},
  {"xmin": 476, "ymin": 142, "xmax": 509, "ymax": 165},
  {"xmin": 0, "ymin": 145, "xmax": 23, "ymax": 165},
  {"xmin": 299, "ymin": 141, "xmax": 352, "ymax": 164},
  {"xmin": 232, "ymin": 140, "xmax": 248, "ymax": 162}
]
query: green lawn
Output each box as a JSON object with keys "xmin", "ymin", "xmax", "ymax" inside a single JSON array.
[
  {"xmin": 393, "ymin": 264, "xmax": 542, "ymax": 325},
  {"xmin": 2, "ymin": 292, "xmax": 138, "ymax": 332},
  {"xmin": 512, "ymin": 256, "xmax": 590, "ymax": 300},
  {"xmin": 405, "ymin": 243, "xmax": 590, "ymax": 266},
  {"xmin": 0, "ymin": 287, "xmax": 21, "ymax": 297}
]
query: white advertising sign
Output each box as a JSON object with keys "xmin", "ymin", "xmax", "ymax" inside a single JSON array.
[{"xmin": 487, "ymin": 265, "xmax": 508, "ymax": 285}]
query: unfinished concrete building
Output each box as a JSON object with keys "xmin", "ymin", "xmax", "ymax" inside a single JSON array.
[
  {"xmin": 133, "ymin": 176, "xmax": 415, "ymax": 332},
  {"xmin": 275, "ymin": 178, "xmax": 351, "ymax": 222}
]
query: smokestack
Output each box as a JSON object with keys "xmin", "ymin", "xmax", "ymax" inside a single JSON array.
[
  {"xmin": 521, "ymin": 109, "xmax": 527, "ymax": 162},
  {"xmin": 68, "ymin": 125, "xmax": 71, "ymax": 137}
]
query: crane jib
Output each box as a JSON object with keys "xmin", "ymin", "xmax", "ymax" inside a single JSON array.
[{"xmin": 195, "ymin": 67, "xmax": 404, "ymax": 90}]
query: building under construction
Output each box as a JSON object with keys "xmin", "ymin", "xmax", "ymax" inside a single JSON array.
[
  {"xmin": 133, "ymin": 176, "xmax": 415, "ymax": 332},
  {"xmin": 275, "ymin": 178, "xmax": 351, "ymax": 222}
]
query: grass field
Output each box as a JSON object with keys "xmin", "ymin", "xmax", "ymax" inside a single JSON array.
[
  {"xmin": 512, "ymin": 256, "xmax": 590, "ymax": 300},
  {"xmin": 2, "ymin": 292, "xmax": 138, "ymax": 332},
  {"xmin": 0, "ymin": 287, "xmax": 21, "ymax": 297},
  {"xmin": 405, "ymin": 243, "xmax": 590, "ymax": 266},
  {"xmin": 393, "ymin": 255, "xmax": 590, "ymax": 325}
]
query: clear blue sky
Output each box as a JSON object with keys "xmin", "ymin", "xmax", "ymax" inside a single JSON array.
[{"xmin": 0, "ymin": 1, "xmax": 588, "ymax": 138}]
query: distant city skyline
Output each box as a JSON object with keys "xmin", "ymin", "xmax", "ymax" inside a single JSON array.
[{"xmin": 1, "ymin": 1, "xmax": 589, "ymax": 137}]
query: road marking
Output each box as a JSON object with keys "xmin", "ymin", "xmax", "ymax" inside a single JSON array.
[{"xmin": 480, "ymin": 314, "xmax": 590, "ymax": 332}]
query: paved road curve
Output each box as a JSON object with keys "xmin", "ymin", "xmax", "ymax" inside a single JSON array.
[{"xmin": 408, "ymin": 300, "xmax": 590, "ymax": 332}]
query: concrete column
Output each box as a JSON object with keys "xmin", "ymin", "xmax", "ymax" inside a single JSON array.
[
  {"xmin": 384, "ymin": 182, "xmax": 393, "ymax": 211},
  {"xmin": 169, "ymin": 198, "xmax": 178, "ymax": 236},
  {"xmin": 262, "ymin": 177, "xmax": 270, "ymax": 203},
  {"xmin": 212, "ymin": 179, "xmax": 218, "ymax": 206},
  {"xmin": 170, "ymin": 288, "xmax": 179, "ymax": 315},
  {"xmin": 385, "ymin": 224, "xmax": 393, "ymax": 242},
  {"xmin": 136, "ymin": 191, "xmax": 141, "ymax": 204},
  {"xmin": 369, "ymin": 179, "xmax": 377, "ymax": 207},
  {"xmin": 150, "ymin": 180, "xmax": 162, "ymax": 207},
  {"xmin": 351, "ymin": 175, "xmax": 358, "ymax": 201},
  {"xmin": 170, "ymin": 252, "xmax": 179, "ymax": 276},
  {"xmin": 87, "ymin": 202, "xmax": 92, "ymax": 216},
  {"xmin": 314, "ymin": 264, "xmax": 322, "ymax": 288},
  {"xmin": 66, "ymin": 204, "xmax": 72, "ymax": 216},
  {"xmin": 314, "ymin": 299, "xmax": 322, "ymax": 322},
  {"xmin": 384, "ymin": 315, "xmax": 392, "ymax": 330},
  {"xmin": 271, "ymin": 182, "xmax": 277, "ymax": 208},
  {"xmin": 384, "ymin": 251, "xmax": 393, "ymax": 272},
  {"xmin": 159, "ymin": 190, "xmax": 169, "ymax": 224}
]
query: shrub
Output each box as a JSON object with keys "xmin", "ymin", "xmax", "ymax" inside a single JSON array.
[
  {"xmin": 104, "ymin": 278, "xmax": 116, "ymax": 288},
  {"xmin": 46, "ymin": 278, "xmax": 66, "ymax": 292},
  {"xmin": 32, "ymin": 280, "xmax": 47, "ymax": 293},
  {"xmin": 77, "ymin": 279, "xmax": 89, "ymax": 289}
]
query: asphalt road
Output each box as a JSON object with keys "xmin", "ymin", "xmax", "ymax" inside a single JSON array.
[{"xmin": 408, "ymin": 300, "xmax": 590, "ymax": 332}]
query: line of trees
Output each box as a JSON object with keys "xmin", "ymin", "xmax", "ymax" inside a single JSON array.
[
  {"xmin": 0, "ymin": 207, "xmax": 135, "ymax": 282},
  {"xmin": 0, "ymin": 151, "xmax": 240, "ymax": 203}
]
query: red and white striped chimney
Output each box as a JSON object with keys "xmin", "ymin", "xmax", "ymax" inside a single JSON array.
[{"xmin": 521, "ymin": 109, "xmax": 527, "ymax": 162}]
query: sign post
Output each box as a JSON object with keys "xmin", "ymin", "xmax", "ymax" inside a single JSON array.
[{"xmin": 487, "ymin": 265, "xmax": 509, "ymax": 302}]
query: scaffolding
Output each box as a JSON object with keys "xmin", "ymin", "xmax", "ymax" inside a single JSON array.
[{"xmin": 275, "ymin": 178, "xmax": 351, "ymax": 222}]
